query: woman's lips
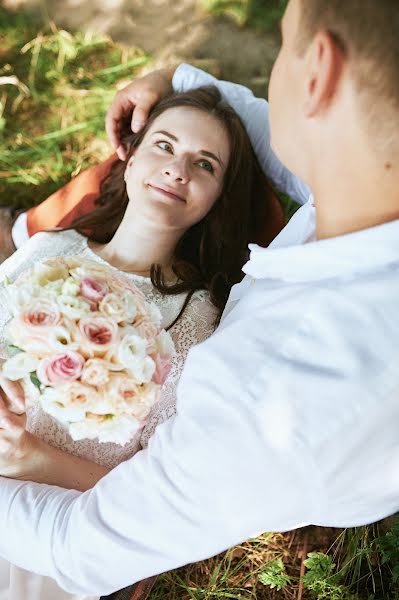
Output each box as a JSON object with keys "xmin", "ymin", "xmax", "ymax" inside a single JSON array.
[{"xmin": 148, "ymin": 183, "xmax": 186, "ymax": 203}]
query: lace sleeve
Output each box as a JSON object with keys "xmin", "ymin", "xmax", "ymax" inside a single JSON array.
[{"xmin": 140, "ymin": 290, "xmax": 219, "ymax": 448}]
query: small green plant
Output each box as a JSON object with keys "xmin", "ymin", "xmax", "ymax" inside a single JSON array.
[
  {"xmin": 258, "ymin": 558, "xmax": 291, "ymax": 591},
  {"xmin": 377, "ymin": 517, "xmax": 399, "ymax": 589},
  {"xmin": 302, "ymin": 552, "xmax": 352, "ymax": 600}
]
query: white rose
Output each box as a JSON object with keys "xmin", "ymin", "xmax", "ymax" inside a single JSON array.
[
  {"xmin": 69, "ymin": 414, "xmax": 141, "ymax": 445},
  {"xmin": 48, "ymin": 325, "xmax": 79, "ymax": 353},
  {"xmin": 32, "ymin": 260, "xmax": 69, "ymax": 287},
  {"xmin": 127, "ymin": 356, "xmax": 155, "ymax": 385},
  {"xmin": 4, "ymin": 282, "xmax": 40, "ymax": 316},
  {"xmin": 116, "ymin": 328, "xmax": 150, "ymax": 376},
  {"xmin": 41, "ymin": 382, "xmax": 96, "ymax": 423},
  {"xmin": 99, "ymin": 292, "xmax": 137, "ymax": 323},
  {"xmin": 155, "ymin": 329, "xmax": 175, "ymax": 357},
  {"xmin": 1, "ymin": 353, "xmax": 39, "ymax": 381},
  {"xmin": 40, "ymin": 279, "xmax": 64, "ymax": 299},
  {"xmin": 143, "ymin": 301, "xmax": 163, "ymax": 326},
  {"xmin": 62, "ymin": 276, "xmax": 80, "ymax": 297},
  {"xmin": 21, "ymin": 374, "xmax": 41, "ymax": 407},
  {"xmin": 57, "ymin": 295, "xmax": 91, "ymax": 319}
]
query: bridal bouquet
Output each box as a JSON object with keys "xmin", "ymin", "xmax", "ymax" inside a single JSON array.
[{"xmin": 1, "ymin": 257, "xmax": 175, "ymax": 445}]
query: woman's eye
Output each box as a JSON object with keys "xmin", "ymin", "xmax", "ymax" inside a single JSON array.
[
  {"xmin": 157, "ymin": 141, "xmax": 173, "ymax": 153},
  {"xmin": 197, "ymin": 159, "xmax": 214, "ymax": 173}
]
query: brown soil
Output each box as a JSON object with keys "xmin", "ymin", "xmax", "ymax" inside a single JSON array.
[{"xmin": 3, "ymin": 0, "xmax": 280, "ymax": 97}]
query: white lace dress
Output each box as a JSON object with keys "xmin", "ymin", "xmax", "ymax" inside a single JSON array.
[{"xmin": 0, "ymin": 229, "xmax": 218, "ymax": 600}]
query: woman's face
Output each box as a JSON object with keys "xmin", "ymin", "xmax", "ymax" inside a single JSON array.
[{"xmin": 124, "ymin": 107, "xmax": 230, "ymax": 232}]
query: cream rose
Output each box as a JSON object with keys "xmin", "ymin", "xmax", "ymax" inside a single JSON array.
[
  {"xmin": 104, "ymin": 373, "xmax": 141, "ymax": 411},
  {"xmin": 134, "ymin": 316, "xmax": 159, "ymax": 347},
  {"xmin": 81, "ymin": 358, "xmax": 110, "ymax": 387},
  {"xmin": 99, "ymin": 291, "xmax": 137, "ymax": 323},
  {"xmin": 41, "ymin": 381, "xmax": 96, "ymax": 422},
  {"xmin": 20, "ymin": 298, "xmax": 61, "ymax": 330},
  {"xmin": 108, "ymin": 272, "xmax": 146, "ymax": 301}
]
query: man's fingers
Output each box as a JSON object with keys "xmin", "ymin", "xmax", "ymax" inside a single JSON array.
[
  {"xmin": 105, "ymin": 90, "xmax": 132, "ymax": 152},
  {"xmin": 130, "ymin": 105, "xmax": 148, "ymax": 133},
  {"xmin": 105, "ymin": 113, "xmax": 123, "ymax": 154},
  {"xmin": 0, "ymin": 375, "xmax": 25, "ymax": 413}
]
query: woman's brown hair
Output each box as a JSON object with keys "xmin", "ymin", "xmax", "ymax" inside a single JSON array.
[{"xmin": 65, "ymin": 86, "xmax": 280, "ymax": 323}]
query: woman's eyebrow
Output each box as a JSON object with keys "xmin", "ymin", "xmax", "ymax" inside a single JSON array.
[{"xmin": 152, "ymin": 130, "xmax": 224, "ymax": 168}]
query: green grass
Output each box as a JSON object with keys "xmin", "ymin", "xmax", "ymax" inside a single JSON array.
[
  {"xmin": 1, "ymin": 6, "xmax": 399, "ymax": 599},
  {"xmin": 0, "ymin": 7, "xmax": 150, "ymax": 208}
]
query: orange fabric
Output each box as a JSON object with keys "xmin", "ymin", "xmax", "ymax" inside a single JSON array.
[
  {"xmin": 27, "ymin": 155, "xmax": 285, "ymax": 246},
  {"xmin": 27, "ymin": 155, "xmax": 118, "ymax": 236}
]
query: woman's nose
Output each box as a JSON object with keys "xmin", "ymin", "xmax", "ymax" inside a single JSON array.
[{"xmin": 162, "ymin": 157, "xmax": 190, "ymax": 184}]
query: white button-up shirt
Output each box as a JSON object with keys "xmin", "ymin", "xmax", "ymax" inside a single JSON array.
[{"xmin": 1, "ymin": 67, "xmax": 399, "ymax": 596}]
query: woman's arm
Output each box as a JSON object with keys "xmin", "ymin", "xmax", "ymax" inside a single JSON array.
[{"xmin": 0, "ymin": 392, "xmax": 109, "ymax": 491}]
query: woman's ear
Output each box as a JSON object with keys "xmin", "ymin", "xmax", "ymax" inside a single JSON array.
[
  {"xmin": 124, "ymin": 153, "xmax": 136, "ymax": 182},
  {"xmin": 127, "ymin": 152, "xmax": 136, "ymax": 169}
]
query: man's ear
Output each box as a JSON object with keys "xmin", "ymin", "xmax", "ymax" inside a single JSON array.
[{"xmin": 304, "ymin": 31, "xmax": 345, "ymax": 117}]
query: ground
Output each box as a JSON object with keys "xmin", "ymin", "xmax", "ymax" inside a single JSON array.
[{"xmin": 2, "ymin": 0, "xmax": 280, "ymax": 98}]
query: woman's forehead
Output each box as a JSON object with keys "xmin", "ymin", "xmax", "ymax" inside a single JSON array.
[{"xmin": 146, "ymin": 107, "xmax": 230, "ymax": 157}]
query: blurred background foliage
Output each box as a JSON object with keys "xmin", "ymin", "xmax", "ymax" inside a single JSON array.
[{"xmin": 199, "ymin": 0, "xmax": 288, "ymax": 29}]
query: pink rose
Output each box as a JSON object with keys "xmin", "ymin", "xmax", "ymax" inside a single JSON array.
[
  {"xmin": 21, "ymin": 298, "xmax": 61, "ymax": 330},
  {"xmin": 37, "ymin": 350, "xmax": 85, "ymax": 386},
  {"xmin": 80, "ymin": 278, "xmax": 109, "ymax": 304},
  {"xmin": 152, "ymin": 353, "xmax": 172, "ymax": 385},
  {"xmin": 78, "ymin": 315, "xmax": 118, "ymax": 354}
]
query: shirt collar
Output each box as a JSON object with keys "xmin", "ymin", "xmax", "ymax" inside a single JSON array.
[{"xmin": 243, "ymin": 217, "xmax": 399, "ymax": 283}]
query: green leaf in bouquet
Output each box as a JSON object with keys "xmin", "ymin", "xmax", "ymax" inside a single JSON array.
[
  {"xmin": 7, "ymin": 344, "xmax": 23, "ymax": 356},
  {"xmin": 30, "ymin": 371, "xmax": 42, "ymax": 390}
]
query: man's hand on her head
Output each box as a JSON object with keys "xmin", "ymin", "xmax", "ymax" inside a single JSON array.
[{"xmin": 105, "ymin": 67, "xmax": 176, "ymax": 161}]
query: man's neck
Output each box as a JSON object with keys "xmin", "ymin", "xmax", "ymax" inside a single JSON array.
[{"xmin": 311, "ymin": 149, "xmax": 399, "ymax": 240}]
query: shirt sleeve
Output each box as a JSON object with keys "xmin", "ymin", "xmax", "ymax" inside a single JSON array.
[
  {"xmin": 172, "ymin": 63, "xmax": 310, "ymax": 205},
  {"xmin": 0, "ymin": 322, "xmax": 317, "ymax": 596}
]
